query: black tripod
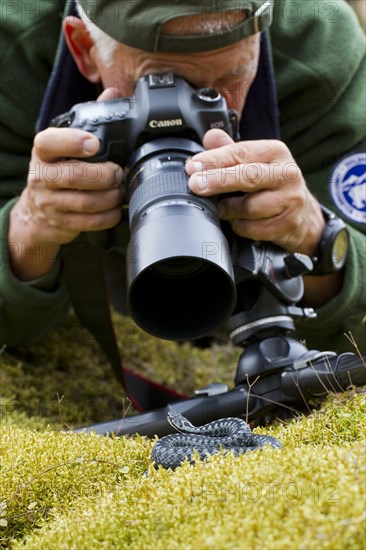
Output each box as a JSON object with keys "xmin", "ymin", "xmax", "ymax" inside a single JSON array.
[{"xmin": 75, "ymin": 239, "xmax": 366, "ymax": 437}]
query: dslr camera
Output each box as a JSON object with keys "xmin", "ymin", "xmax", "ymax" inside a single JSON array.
[{"xmin": 52, "ymin": 73, "xmax": 239, "ymax": 341}]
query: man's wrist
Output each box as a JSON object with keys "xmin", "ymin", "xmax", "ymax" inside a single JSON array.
[
  {"xmin": 24, "ymin": 254, "xmax": 62, "ymax": 291},
  {"xmin": 8, "ymin": 201, "xmax": 61, "ymax": 281}
]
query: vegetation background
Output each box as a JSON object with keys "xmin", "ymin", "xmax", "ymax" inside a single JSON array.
[{"xmin": 1, "ymin": 312, "xmax": 365, "ymax": 549}]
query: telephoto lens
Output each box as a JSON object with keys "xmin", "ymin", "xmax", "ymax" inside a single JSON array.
[{"xmin": 126, "ymin": 138, "xmax": 237, "ymax": 341}]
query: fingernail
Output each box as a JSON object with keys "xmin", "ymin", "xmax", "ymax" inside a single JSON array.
[
  {"xmin": 84, "ymin": 137, "xmax": 99, "ymax": 154},
  {"xmin": 186, "ymin": 159, "xmax": 205, "ymax": 175},
  {"xmin": 191, "ymin": 161, "xmax": 205, "ymax": 172}
]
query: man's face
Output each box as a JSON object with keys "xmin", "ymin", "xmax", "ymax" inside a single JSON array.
[{"xmin": 87, "ymin": 13, "xmax": 260, "ymax": 114}]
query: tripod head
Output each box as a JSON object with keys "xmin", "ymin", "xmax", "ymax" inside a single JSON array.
[
  {"xmin": 229, "ymin": 237, "xmax": 315, "ymax": 345},
  {"xmin": 227, "ymin": 238, "xmax": 323, "ymax": 423},
  {"xmin": 75, "ymin": 238, "xmax": 366, "ymax": 437}
]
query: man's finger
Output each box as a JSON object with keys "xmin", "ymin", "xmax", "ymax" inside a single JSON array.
[
  {"xmin": 33, "ymin": 128, "xmax": 100, "ymax": 162},
  {"xmin": 50, "ymin": 207, "xmax": 123, "ymax": 234},
  {"xmin": 40, "ymin": 161, "xmax": 124, "ymax": 191},
  {"xmin": 202, "ymin": 128, "xmax": 235, "ymax": 150},
  {"xmin": 186, "ymin": 139, "xmax": 287, "ymax": 178},
  {"xmin": 187, "ymin": 161, "xmax": 285, "ymax": 195},
  {"xmin": 51, "ymin": 187, "xmax": 124, "ymax": 214},
  {"xmin": 97, "ymin": 87, "xmax": 121, "ymax": 102},
  {"xmin": 218, "ymin": 191, "xmax": 284, "ymax": 221}
]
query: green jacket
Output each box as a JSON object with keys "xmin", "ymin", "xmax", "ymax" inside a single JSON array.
[{"xmin": 1, "ymin": 0, "xmax": 365, "ymax": 353}]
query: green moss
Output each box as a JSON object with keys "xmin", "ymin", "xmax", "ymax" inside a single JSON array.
[
  {"xmin": 0, "ymin": 390, "xmax": 365, "ymax": 549},
  {"xmin": 1, "ymin": 311, "xmax": 240, "ymax": 429},
  {"xmin": 0, "ymin": 427, "xmax": 151, "ymax": 547},
  {"xmin": 1, "ymin": 312, "xmax": 365, "ymax": 549}
]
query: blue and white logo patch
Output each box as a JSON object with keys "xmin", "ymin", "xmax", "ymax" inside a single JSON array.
[{"xmin": 330, "ymin": 153, "xmax": 366, "ymax": 224}]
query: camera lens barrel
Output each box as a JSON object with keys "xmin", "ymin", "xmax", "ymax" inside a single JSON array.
[
  {"xmin": 126, "ymin": 138, "xmax": 237, "ymax": 341},
  {"xmin": 128, "ymin": 167, "xmax": 217, "ymax": 229}
]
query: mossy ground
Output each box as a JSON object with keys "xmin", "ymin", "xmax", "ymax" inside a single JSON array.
[
  {"xmin": 1, "ymin": 312, "xmax": 240, "ymax": 429},
  {"xmin": 1, "ymin": 313, "xmax": 365, "ymax": 549}
]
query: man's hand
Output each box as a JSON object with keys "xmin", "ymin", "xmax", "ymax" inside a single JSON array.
[
  {"xmin": 8, "ymin": 90, "xmax": 124, "ymax": 281},
  {"xmin": 186, "ymin": 129, "xmax": 325, "ymax": 257},
  {"xmin": 186, "ymin": 129, "xmax": 344, "ymax": 307},
  {"xmin": 17, "ymin": 128, "xmax": 123, "ymax": 245}
]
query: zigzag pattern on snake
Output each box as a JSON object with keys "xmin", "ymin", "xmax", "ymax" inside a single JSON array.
[{"xmin": 152, "ymin": 411, "xmax": 281, "ymax": 469}]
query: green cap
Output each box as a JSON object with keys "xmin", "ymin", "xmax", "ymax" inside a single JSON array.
[{"xmin": 77, "ymin": 0, "xmax": 273, "ymax": 53}]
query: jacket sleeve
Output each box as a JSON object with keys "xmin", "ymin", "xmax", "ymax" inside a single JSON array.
[
  {"xmin": 0, "ymin": 200, "xmax": 70, "ymax": 346},
  {"xmin": 271, "ymin": 0, "xmax": 366, "ymax": 353},
  {"xmin": 0, "ymin": 1, "xmax": 70, "ymax": 346}
]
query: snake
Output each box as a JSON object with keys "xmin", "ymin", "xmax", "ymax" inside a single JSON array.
[{"xmin": 151, "ymin": 411, "xmax": 281, "ymax": 469}]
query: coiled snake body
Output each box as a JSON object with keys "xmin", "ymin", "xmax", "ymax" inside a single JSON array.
[{"xmin": 152, "ymin": 411, "xmax": 281, "ymax": 469}]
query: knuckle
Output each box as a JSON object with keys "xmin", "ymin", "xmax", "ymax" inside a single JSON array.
[
  {"xmin": 231, "ymin": 142, "xmax": 249, "ymax": 164},
  {"xmin": 75, "ymin": 193, "xmax": 94, "ymax": 212},
  {"xmin": 33, "ymin": 130, "xmax": 49, "ymax": 152},
  {"xmin": 288, "ymin": 187, "xmax": 307, "ymax": 212},
  {"xmin": 242, "ymin": 163, "xmax": 262, "ymax": 185},
  {"xmin": 47, "ymin": 215, "xmax": 61, "ymax": 229},
  {"xmin": 268, "ymin": 139, "xmax": 290, "ymax": 158},
  {"xmin": 31, "ymin": 190, "xmax": 51, "ymax": 212},
  {"xmin": 275, "ymin": 140, "xmax": 289, "ymax": 154},
  {"xmin": 285, "ymin": 210, "xmax": 302, "ymax": 237},
  {"xmin": 296, "ymin": 189, "xmax": 307, "ymax": 208},
  {"xmin": 281, "ymin": 163, "xmax": 302, "ymax": 184}
]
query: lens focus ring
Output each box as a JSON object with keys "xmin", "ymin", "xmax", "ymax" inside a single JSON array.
[{"xmin": 128, "ymin": 171, "xmax": 215, "ymax": 227}]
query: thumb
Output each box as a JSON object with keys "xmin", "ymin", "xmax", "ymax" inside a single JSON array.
[
  {"xmin": 97, "ymin": 87, "xmax": 121, "ymax": 102},
  {"xmin": 202, "ymin": 128, "xmax": 235, "ymax": 150}
]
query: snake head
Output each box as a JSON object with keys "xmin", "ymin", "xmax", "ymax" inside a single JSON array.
[{"xmin": 167, "ymin": 410, "xmax": 196, "ymax": 433}]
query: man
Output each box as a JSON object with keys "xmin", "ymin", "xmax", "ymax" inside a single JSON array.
[{"xmin": 0, "ymin": 0, "xmax": 365, "ymax": 359}]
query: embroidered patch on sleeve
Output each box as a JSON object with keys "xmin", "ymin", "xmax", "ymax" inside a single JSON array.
[{"xmin": 330, "ymin": 153, "xmax": 366, "ymax": 224}]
